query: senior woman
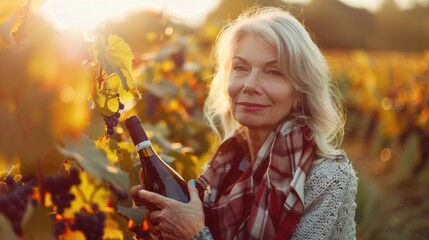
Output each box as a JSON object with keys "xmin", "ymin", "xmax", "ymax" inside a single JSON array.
[{"xmin": 132, "ymin": 6, "xmax": 357, "ymax": 240}]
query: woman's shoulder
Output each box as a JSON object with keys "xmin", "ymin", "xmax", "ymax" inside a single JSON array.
[{"xmin": 304, "ymin": 156, "xmax": 358, "ymax": 201}]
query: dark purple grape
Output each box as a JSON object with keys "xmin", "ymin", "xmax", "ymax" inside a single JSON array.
[
  {"xmin": 102, "ymin": 98, "xmax": 124, "ymax": 136},
  {"xmin": 0, "ymin": 174, "xmax": 38, "ymax": 236},
  {"xmin": 43, "ymin": 168, "xmax": 81, "ymax": 215},
  {"xmin": 70, "ymin": 204, "xmax": 105, "ymax": 240},
  {"xmin": 107, "ymin": 128, "xmax": 115, "ymax": 135}
]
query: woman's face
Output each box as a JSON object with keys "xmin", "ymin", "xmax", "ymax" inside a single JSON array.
[{"xmin": 228, "ymin": 34, "xmax": 298, "ymax": 132}]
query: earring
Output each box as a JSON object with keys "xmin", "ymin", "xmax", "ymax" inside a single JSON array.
[{"xmin": 293, "ymin": 100, "xmax": 301, "ymax": 110}]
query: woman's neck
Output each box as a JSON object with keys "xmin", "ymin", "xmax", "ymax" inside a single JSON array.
[{"xmin": 245, "ymin": 129, "xmax": 270, "ymax": 163}]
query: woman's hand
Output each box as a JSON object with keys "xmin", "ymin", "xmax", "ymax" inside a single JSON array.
[
  {"xmin": 129, "ymin": 170, "xmax": 148, "ymax": 208},
  {"xmin": 138, "ymin": 181, "xmax": 206, "ymax": 240}
]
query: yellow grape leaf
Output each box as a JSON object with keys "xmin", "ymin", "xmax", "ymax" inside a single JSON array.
[
  {"xmin": 94, "ymin": 84, "xmax": 119, "ymax": 115},
  {"xmin": 108, "ymin": 75, "xmax": 135, "ymax": 102},
  {"xmin": 61, "ymin": 231, "xmax": 85, "ymax": 240},
  {"xmin": 119, "ymin": 88, "xmax": 135, "ymax": 102},
  {"xmin": 107, "ymin": 35, "xmax": 133, "ymax": 71},
  {"xmin": 0, "ymin": 0, "xmax": 25, "ymax": 23},
  {"xmin": 95, "ymin": 136, "xmax": 120, "ymax": 164},
  {"xmin": 103, "ymin": 215, "xmax": 125, "ymax": 240},
  {"xmin": 91, "ymin": 34, "xmax": 140, "ymax": 99},
  {"xmin": 64, "ymin": 171, "xmax": 112, "ymax": 219}
]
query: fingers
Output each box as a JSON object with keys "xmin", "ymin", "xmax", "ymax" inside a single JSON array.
[
  {"xmin": 130, "ymin": 184, "xmax": 147, "ymax": 207},
  {"xmin": 188, "ymin": 179, "xmax": 200, "ymax": 203},
  {"xmin": 150, "ymin": 224, "xmax": 161, "ymax": 238},
  {"xmin": 139, "ymin": 189, "xmax": 172, "ymax": 209}
]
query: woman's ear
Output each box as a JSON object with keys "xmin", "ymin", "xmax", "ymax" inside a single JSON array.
[{"xmin": 293, "ymin": 99, "xmax": 302, "ymax": 111}]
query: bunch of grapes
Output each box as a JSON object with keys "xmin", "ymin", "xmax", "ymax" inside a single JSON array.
[
  {"xmin": 70, "ymin": 204, "xmax": 106, "ymax": 240},
  {"xmin": 43, "ymin": 168, "xmax": 81, "ymax": 214},
  {"xmin": 52, "ymin": 218, "xmax": 67, "ymax": 237},
  {"xmin": 103, "ymin": 98, "xmax": 125, "ymax": 136},
  {"xmin": 0, "ymin": 175, "xmax": 37, "ymax": 236}
]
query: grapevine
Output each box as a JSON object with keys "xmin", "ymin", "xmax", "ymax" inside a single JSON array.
[
  {"xmin": 103, "ymin": 95, "xmax": 125, "ymax": 136},
  {"xmin": 43, "ymin": 167, "xmax": 81, "ymax": 214},
  {"xmin": 70, "ymin": 204, "xmax": 107, "ymax": 240},
  {"xmin": 0, "ymin": 175, "xmax": 36, "ymax": 236}
]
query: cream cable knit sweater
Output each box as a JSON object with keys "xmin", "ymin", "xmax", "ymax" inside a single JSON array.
[{"xmin": 292, "ymin": 157, "xmax": 358, "ymax": 240}]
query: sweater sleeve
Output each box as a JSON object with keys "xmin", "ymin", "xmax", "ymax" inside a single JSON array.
[
  {"xmin": 292, "ymin": 159, "xmax": 358, "ymax": 240},
  {"xmin": 190, "ymin": 227, "xmax": 214, "ymax": 240}
]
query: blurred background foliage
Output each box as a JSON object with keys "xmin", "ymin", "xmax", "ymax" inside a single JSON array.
[{"xmin": 0, "ymin": 0, "xmax": 428, "ymax": 239}]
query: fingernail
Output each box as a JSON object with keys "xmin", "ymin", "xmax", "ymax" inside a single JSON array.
[{"xmin": 190, "ymin": 179, "xmax": 196, "ymax": 188}]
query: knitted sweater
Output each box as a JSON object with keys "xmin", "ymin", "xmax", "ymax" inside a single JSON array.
[
  {"xmin": 292, "ymin": 157, "xmax": 358, "ymax": 240},
  {"xmin": 192, "ymin": 157, "xmax": 358, "ymax": 240}
]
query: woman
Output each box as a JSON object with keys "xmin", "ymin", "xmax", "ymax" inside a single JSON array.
[{"xmin": 132, "ymin": 6, "xmax": 357, "ymax": 240}]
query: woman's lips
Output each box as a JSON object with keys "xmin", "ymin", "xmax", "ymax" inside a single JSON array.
[{"xmin": 237, "ymin": 102, "xmax": 269, "ymax": 111}]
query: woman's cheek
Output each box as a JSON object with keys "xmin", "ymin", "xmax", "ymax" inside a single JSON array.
[{"xmin": 227, "ymin": 77, "xmax": 241, "ymax": 99}]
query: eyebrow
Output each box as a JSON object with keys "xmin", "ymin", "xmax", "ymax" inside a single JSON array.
[{"xmin": 232, "ymin": 56, "xmax": 279, "ymax": 66}]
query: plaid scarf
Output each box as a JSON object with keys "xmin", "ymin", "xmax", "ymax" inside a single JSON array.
[{"xmin": 196, "ymin": 118, "xmax": 316, "ymax": 240}]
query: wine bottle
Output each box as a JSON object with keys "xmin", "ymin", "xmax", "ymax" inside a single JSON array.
[{"xmin": 125, "ymin": 115, "xmax": 190, "ymax": 210}]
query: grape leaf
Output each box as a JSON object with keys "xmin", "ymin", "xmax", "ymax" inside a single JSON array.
[
  {"xmin": 90, "ymin": 34, "xmax": 140, "ymax": 99},
  {"xmin": 62, "ymin": 231, "xmax": 85, "ymax": 240},
  {"xmin": 116, "ymin": 205, "xmax": 147, "ymax": 226},
  {"xmin": 94, "ymin": 83, "xmax": 119, "ymax": 116},
  {"xmin": 103, "ymin": 213, "xmax": 128, "ymax": 239},
  {"xmin": 0, "ymin": 213, "xmax": 18, "ymax": 240},
  {"xmin": 65, "ymin": 172, "xmax": 112, "ymax": 219},
  {"xmin": 21, "ymin": 204, "xmax": 55, "ymax": 240},
  {"xmin": 84, "ymin": 110, "xmax": 106, "ymax": 140},
  {"xmin": 0, "ymin": 0, "xmax": 25, "ymax": 23},
  {"xmin": 57, "ymin": 134, "xmax": 129, "ymax": 192}
]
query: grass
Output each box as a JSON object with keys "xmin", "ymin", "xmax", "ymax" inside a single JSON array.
[{"xmin": 344, "ymin": 122, "xmax": 429, "ymax": 240}]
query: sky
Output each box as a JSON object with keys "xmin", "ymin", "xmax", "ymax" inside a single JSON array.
[
  {"xmin": 40, "ymin": 0, "xmax": 424, "ymax": 31},
  {"xmin": 291, "ymin": 0, "xmax": 424, "ymax": 11}
]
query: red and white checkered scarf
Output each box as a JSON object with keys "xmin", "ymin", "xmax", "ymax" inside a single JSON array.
[{"xmin": 196, "ymin": 119, "xmax": 316, "ymax": 240}]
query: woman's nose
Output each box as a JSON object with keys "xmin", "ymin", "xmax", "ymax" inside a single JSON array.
[{"xmin": 242, "ymin": 70, "xmax": 261, "ymax": 94}]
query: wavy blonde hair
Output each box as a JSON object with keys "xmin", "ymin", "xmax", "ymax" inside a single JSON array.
[{"xmin": 204, "ymin": 6, "xmax": 345, "ymax": 158}]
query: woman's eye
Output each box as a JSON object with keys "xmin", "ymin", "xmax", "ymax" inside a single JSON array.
[
  {"xmin": 232, "ymin": 65, "xmax": 247, "ymax": 72},
  {"xmin": 266, "ymin": 69, "xmax": 282, "ymax": 76}
]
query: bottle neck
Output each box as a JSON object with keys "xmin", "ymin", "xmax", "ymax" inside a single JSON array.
[{"xmin": 136, "ymin": 140, "xmax": 156, "ymax": 157}]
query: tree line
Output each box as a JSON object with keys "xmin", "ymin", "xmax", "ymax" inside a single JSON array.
[{"xmin": 207, "ymin": 0, "xmax": 429, "ymax": 52}]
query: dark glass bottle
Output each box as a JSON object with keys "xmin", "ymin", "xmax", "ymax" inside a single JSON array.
[{"xmin": 125, "ymin": 115, "xmax": 190, "ymax": 210}]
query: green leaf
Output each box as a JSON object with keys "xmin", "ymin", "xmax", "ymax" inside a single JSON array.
[
  {"xmin": 21, "ymin": 204, "xmax": 55, "ymax": 240},
  {"xmin": 0, "ymin": 213, "xmax": 18, "ymax": 240},
  {"xmin": 57, "ymin": 134, "xmax": 130, "ymax": 192},
  {"xmin": 84, "ymin": 109, "xmax": 106, "ymax": 140},
  {"xmin": 116, "ymin": 205, "xmax": 147, "ymax": 226}
]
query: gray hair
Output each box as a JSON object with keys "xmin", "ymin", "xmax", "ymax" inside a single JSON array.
[{"xmin": 204, "ymin": 6, "xmax": 345, "ymax": 158}]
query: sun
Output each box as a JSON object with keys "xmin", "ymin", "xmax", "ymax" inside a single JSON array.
[
  {"xmin": 40, "ymin": 0, "xmax": 133, "ymax": 31},
  {"xmin": 39, "ymin": 0, "xmax": 220, "ymax": 31}
]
